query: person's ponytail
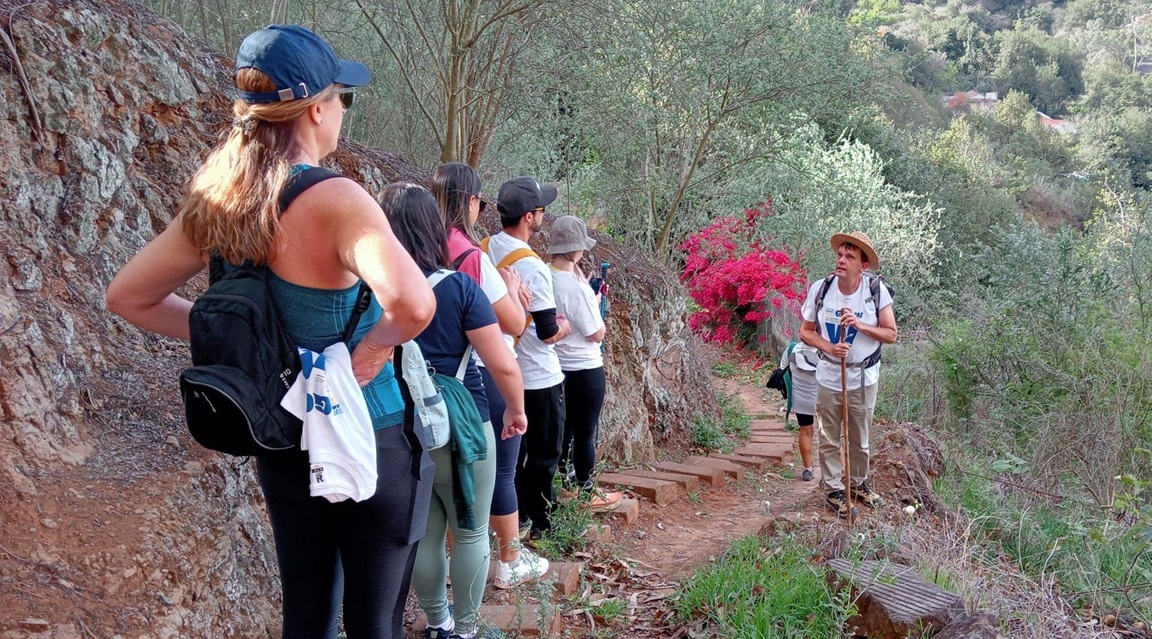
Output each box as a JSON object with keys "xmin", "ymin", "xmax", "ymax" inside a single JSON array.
[{"xmin": 180, "ymin": 68, "xmax": 332, "ymax": 265}]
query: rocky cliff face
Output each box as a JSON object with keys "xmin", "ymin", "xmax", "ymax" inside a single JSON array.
[{"xmin": 0, "ymin": 1, "xmax": 716, "ymax": 635}]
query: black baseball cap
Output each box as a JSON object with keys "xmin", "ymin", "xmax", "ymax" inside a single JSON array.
[
  {"xmin": 234, "ymin": 25, "xmax": 370, "ymax": 103},
  {"xmin": 496, "ymin": 177, "xmax": 558, "ymax": 218}
]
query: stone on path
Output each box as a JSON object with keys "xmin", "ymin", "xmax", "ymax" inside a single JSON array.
[
  {"xmin": 935, "ymin": 612, "xmax": 1006, "ymax": 639},
  {"xmin": 411, "ymin": 604, "xmax": 563, "ymax": 637},
  {"xmin": 827, "ymin": 558, "xmax": 964, "ymax": 639},
  {"xmin": 597, "ymin": 472, "xmax": 680, "ymax": 505},
  {"xmin": 653, "ymin": 461, "xmax": 725, "ymax": 487}
]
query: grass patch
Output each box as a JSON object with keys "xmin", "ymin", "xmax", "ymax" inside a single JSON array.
[
  {"xmin": 691, "ymin": 415, "xmax": 733, "ymax": 452},
  {"xmin": 532, "ymin": 476, "xmax": 597, "ymax": 558},
  {"xmin": 934, "ymin": 467, "xmax": 1152, "ymax": 624},
  {"xmin": 676, "ymin": 536, "xmax": 854, "ymax": 638},
  {"xmin": 711, "ymin": 360, "xmax": 739, "ymax": 378}
]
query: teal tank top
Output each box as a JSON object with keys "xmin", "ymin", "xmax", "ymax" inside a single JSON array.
[
  {"xmin": 268, "ymin": 273, "xmax": 404, "ymax": 429},
  {"xmin": 266, "ymin": 163, "xmax": 404, "ymax": 429}
]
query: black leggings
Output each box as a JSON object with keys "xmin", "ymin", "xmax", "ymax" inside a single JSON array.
[
  {"xmin": 560, "ymin": 367, "xmax": 606, "ymax": 488},
  {"xmin": 796, "ymin": 413, "xmax": 814, "ymax": 427},
  {"xmin": 480, "ymin": 365, "xmax": 522, "ymax": 516},
  {"xmin": 256, "ymin": 425, "xmax": 434, "ymax": 638},
  {"xmin": 516, "ymin": 383, "xmax": 565, "ymax": 533}
]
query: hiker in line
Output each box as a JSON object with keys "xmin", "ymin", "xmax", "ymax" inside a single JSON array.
[
  {"xmin": 380, "ymin": 183, "xmax": 527, "ymax": 639},
  {"xmin": 547, "ymin": 216, "xmax": 622, "ymax": 511},
  {"xmin": 483, "ymin": 177, "xmax": 571, "ymax": 540},
  {"xmin": 799, "ymin": 231, "xmax": 897, "ymax": 517},
  {"xmin": 432, "ymin": 162, "xmax": 550, "ymax": 589},
  {"xmin": 105, "ymin": 25, "xmax": 436, "ymax": 638},
  {"xmin": 779, "ymin": 341, "xmax": 821, "ymax": 482}
]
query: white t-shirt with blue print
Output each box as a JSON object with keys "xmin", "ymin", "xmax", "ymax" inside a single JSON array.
[{"xmin": 800, "ymin": 275, "xmax": 893, "ymax": 391}]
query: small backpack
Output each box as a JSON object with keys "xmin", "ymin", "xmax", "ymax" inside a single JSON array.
[
  {"xmin": 179, "ymin": 167, "xmax": 373, "ymax": 456},
  {"xmin": 395, "ymin": 270, "xmax": 473, "ymax": 450}
]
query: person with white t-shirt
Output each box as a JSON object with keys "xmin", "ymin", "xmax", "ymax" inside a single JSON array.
[
  {"xmin": 547, "ymin": 216, "xmax": 622, "ymax": 512},
  {"xmin": 800, "ymin": 231, "xmax": 897, "ymax": 518},
  {"xmin": 432, "ymin": 162, "xmax": 549, "ymax": 590},
  {"xmin": 485, "ymin": 177, "xmax": 572, "ymax": 539}
]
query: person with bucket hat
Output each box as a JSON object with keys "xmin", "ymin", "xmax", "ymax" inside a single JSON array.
[
  {"xmin": 106, "ymin": 24, "xmax": 436, "ymax": 638},
  {"xmin": 480, "ymin": 178, "xmax": 571, "ymax": 541},
  {"xmin": 547, "ymin": 216, "xmax": 623, "ymax": 512},
  {"xmin": 799, "ymin": 231, "xmax": 897, "ymax": 517}
]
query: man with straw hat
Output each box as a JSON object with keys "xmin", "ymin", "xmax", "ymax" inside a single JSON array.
[{"xmin": 800, "ymin": 231, "xmax": 897, "ymax": 517}]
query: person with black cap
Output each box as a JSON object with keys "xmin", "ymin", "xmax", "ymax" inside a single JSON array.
[
  {"xmin": 106, "ymin": 24, "xmax": 436, "ymax": 638},
  {"xmin": 480, "ymin": 177, "xmax": 571, "ymax": 542}
]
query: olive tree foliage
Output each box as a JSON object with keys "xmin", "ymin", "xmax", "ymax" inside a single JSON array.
[
  {"xmin": 747, "ymin": 123, "xmax": 943, "ymax": 319},
  {"xmin": 539, "ymin": 0, "xmax": 883, "ymax": 257},
  {"xmin": 352, "ymin": 0, "xmax": 558, "ymax": 166}
]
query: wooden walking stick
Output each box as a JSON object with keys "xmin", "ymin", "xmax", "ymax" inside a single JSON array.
[{"xmin": 840, "ymin": 327, "xmax": 853, "ymax": 523}]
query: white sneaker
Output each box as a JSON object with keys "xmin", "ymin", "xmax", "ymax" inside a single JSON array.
[{"xmin": 493, "ymin": 545, "xmax": 549, "ymax": 589}]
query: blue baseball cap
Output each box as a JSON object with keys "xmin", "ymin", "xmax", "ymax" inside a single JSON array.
[{"xmin": 234, "ymin": 25, "xmax": 370, "ymax": 103}]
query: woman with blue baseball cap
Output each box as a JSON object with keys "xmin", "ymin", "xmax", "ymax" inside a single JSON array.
[{"xmin": 106, "ymin": 25, "xmax": 436, "ymax": 638}]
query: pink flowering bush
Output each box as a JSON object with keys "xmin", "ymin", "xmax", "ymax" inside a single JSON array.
[{"xmin": 680, "ymin": 202, "xmax": 806, "ymax": 348}]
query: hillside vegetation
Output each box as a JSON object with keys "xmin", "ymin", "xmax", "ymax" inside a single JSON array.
[{"xmin": 140, "ymin": 0, "xmax": 1152, "ymax": 631}]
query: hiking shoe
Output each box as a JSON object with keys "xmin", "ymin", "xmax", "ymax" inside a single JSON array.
[
  {"xmin": 493, "ymin": 545, "xmax": 549, "ymax": 589},
  {"xmin": 850, "ymin": 481, "xmax": 883, "ymax": 508},
  {"xmin": 826, "ymin": 490, "xmax": 850, "ymax": 518},
  {"xmin": 425, "ymin": 628, "xmax": 453, "ymax": 639},
  {"xmin": 800, "ymin": 467, "xmax": 814, "ymax": 482},
  {"xmin": 517, "ymin": 518, "xmax": 532, "ymax": 540},
  {"xmin": 451, "ymin": 625, "xmax": 506, "ymax": 639},
  {"xmin": 586, "ymin": 489, "xmax": 623, "ymax": 512}
]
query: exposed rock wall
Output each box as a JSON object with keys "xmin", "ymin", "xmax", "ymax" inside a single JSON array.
[{"xmin": 0, "ymin": 1, "xmax": 716, "ymax": 635}]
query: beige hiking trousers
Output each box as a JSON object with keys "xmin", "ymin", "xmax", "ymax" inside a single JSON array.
[{"xmin": 816, "ymin": 382, "xmax": 878, "ymax": 493}]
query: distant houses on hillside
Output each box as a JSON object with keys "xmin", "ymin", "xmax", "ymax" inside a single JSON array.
[{"xmin": 941, "ymin": 90, "xmax": 1077, "ymax": 133}]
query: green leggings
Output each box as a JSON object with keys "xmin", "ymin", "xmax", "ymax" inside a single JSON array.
[{"xmin": 412, "ymin": 424, "xmax": 496, "ymax": 633}]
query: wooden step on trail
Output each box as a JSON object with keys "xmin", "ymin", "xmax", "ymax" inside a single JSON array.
[
  {"xmin": 732, "ymin": 443, "xmax": 794, "ymax": 464},
  {"xmin": 653, "ymin": 461, "xmax": 725, "ymax": 487},
  {"xmin": 684, "ymin": 455, "xmax": 745, "ymax": 481},
  {"xmin": 750, "ymin": 418, "xmax": 786, "ymax": 431},
  {"xmin": 619, "ymin": 469, "xmax": 700, "ymax": 493},
  {"xmin": 709, "ymin": 453, "xmax": 770, "ymax": 471},
  {"xmin": 597, "ymin": 472, "xmax": 680, "ymax": 506},
  {"xmin": 750, "ymin": 434, "xmax": 794, "ymax": 444}
]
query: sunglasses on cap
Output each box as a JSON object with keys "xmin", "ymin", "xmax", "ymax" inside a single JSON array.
[{"xmin": 334, "ymin": 87, "xmax": 356, "ymax": 110}]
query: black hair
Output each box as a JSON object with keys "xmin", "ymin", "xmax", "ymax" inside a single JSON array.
[
  {"xmin": 376, "ymin": 182, "xmax": 449, "ymax": 271},
  {"xmin": 432, "ymin": 162, "xmax": 483, "ymax": 243}
]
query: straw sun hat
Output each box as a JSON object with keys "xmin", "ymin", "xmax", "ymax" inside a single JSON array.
[{"xmin": 829, "ymin": 231, "xmax": 879, "ymax": 270}]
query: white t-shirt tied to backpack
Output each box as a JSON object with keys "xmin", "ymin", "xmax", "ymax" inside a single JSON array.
[
  {"xmin": 800, "ymin": 274, "xmax": 893, "ymax": 391},
  {"xmin": 551, "ymin": 268, "xmax": 604, "ymax": 371},
  {"xmin": 484, "ymin": 232, "xmax": 564, "ymax": 390}
]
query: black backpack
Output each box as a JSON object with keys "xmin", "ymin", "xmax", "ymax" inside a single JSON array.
[{"xmin": 178, "ymin": 167, "xmax": 372, "ymax": 456}]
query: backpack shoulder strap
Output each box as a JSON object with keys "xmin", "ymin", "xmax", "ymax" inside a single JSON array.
[
  {"xmin": 497, "ymin": 248, "xmax": 539, "ymax": 271},
  {"xmin": 427, "ymin": 269, "xmax": 453, "ymax": 289},
  {"xmin": 479, "ymin": 236, "xmax": 491, "ymax": 254},
  {"xmin": 814, "ymin": 274, "xmax": 836, "ymax": 310},
  {"xmin": 452, "ymin": 248, "xmax": 479, "ymax": 271},
  {"xmin": 279, "ymin": 166, "xmax": 342, "ymax": 213},
  {"xmin": 340, "ymin": 282, "xmax": 373, "ymax": 345}
]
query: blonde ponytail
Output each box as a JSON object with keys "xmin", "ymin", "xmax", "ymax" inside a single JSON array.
[{"xmin": 180, "ymin": 68, "xmax": 334, "ymax": 265}]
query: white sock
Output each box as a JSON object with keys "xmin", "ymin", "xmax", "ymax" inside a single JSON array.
[{"xmin": 428, "ymin": 615, "xmax": 454, "ymax": 634}]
